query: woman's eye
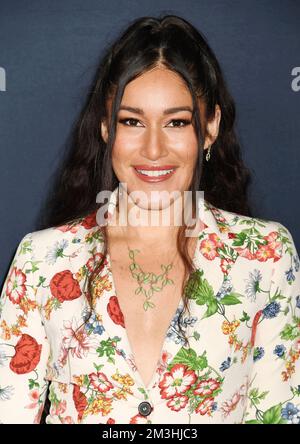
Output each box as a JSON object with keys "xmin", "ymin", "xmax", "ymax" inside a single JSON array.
[
  {"xmin": 118, "ymin": 118, "xmax": 142, "ymax": 127},
  {"xmin": 168, "ymin": 119, "xmax": 191, "ymax": 128}
]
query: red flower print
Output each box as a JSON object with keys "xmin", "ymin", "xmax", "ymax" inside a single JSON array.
[
  {"xmin": 25, "ymin": 389, "xmax": 39, "ymax": 409},
  {"xmin": 106, "ymin": 418, "xmax": 115, "ymax": 424},
  {"xmin": 195, "ymin": 397, "xmax": 215, "ymax": 415},
  {"xmin": 221, "ymin": 392, "xmax": 241, "ymax": 418},
  {"xmin": 10, "ymin": 334, "xmax": 42, "ymax": 374},
  {"xmin": 61, "ymin": 416, "xmax": 75, "ymax": 424},
  {"xmin": 250, "ymin": 310, "xmax": 263, "ymax": 347},
  {"xmin": 257, "ymin": 233, "xmax": 282, "ymax": 262},
  {"xmin": 86, "ymin": 252, "xmax": 107, "ymax": 273},
  {"xmin": 130, "ymin": 414, "xmax": 148, "ymax": 424},
  {"xmin": 50, "ymin": 270, "xmax": 82, "ymax": 302},
  {"xmin": 200, "ymin": 233, "xmax": 224, "ymax": 261},
  {"xmin": 166, "ymin": 394, "xmax": 189, "ymax": 412},
  {"xmin": 107, "ymin": 296, "xmax": 125, "ymax": 328},
  {"xmin": 220, "ymin": 379, "xmax": 249, "ymax": 418},
  {"xmin": 82, "ymin": 212, "xmax": 98, "ymax": 229},
  {"xmin": 255, "ymin": 244, "xmax": 275, "ymax": 262},
  {"xmin": 208, "ymin": 233, "xmax": 224, "ymax": 248},
  {"xmin": 194, "ymin": 378, "xmax": 220, "ymax": 397},
  {"xmin": 234, "ymin": 247, "xmax": 256, "ymax": 260},
  {"xmin": 156, "ymin": 350, "xmax": 172, "ymax": 375},
  {"xmin": 220, "ymin": 258, "xmax": 235, "ymax": 275},
  {"xmin": 57, "ymin": 225, "xmax": 79, "ymax": 234},
  {"xmin": 159, "ymin": 363, "xmax": 197, "ymax": 399},
  {"xmin": 50, "ymin": 400, "xmax": 67, "ymax": 417},
  {"xmin": 62, "ymin": 318, "xmax": 95, "ymax": 358},
  {"xmin": 263, "ymin": 232, "xmax": 282, "ymax": 261},
  {"xmin": 200, "ymin": 239, "xmax": 218, "ymax": 260},
  {"xmin": 228, "ymin": 233, "xmax": 237, "ymax": 239},
  {"xmin": 72, "ymin": 384, "xmax": 87, "ymax": 421},
  {"xmin": 89, "ymin": 372, "xmax": 113, "ymax": 393},
  {"xmin": 6, "ymin": 267, "xmax": 27, "ymax": 305},
  {"xmin": 33, "ymin": 403, "xmax": 45, "ymax": 424}
]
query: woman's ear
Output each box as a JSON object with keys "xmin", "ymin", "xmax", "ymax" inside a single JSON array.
[
  {"xmin": 100, "ymin": 119, "xmax": 108, "ymax": 143},
  {"xmin": 204, "ymin": 104, "xmax": 221, "ymax": 149}
]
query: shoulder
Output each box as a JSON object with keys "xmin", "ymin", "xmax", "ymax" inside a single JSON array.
[
  {"xmin": 18, "ymin": 210, "xmax": 103, "ymax": 259},
  {"xmin": 204, "ymin": 202, "xmax": 298, "ymax": 266},
  {"xmin": 208, "ymin": 202, "xmax": 295, "ymax": 240}
]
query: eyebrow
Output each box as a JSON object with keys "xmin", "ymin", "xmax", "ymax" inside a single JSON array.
[{"xmin": 118, "ymin": 105, "xmax": 193, "ymax": 115}]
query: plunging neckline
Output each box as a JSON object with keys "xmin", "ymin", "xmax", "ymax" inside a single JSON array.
[{"xmin": 105, "ymin": 231, "xmax": 201, "ymax": 392}]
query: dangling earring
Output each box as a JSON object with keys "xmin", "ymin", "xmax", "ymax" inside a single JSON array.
[{"xmin": 205, "ymin": 145, "xmax": 212, "ymax": 162}]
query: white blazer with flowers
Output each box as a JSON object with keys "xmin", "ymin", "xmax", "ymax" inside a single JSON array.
[{"xmin": 0, "ymin": 187, "xmax": 300, "ymax": 424}]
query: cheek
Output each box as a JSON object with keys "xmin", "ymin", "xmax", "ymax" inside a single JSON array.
[
  {"xmin": 111, "ymin": 141, "xmax": 130, "ymax": 166},
  {"xmin": 112, "ymin": 132, "xmax": 138, "ymax": 159},
  {"xmin": 180, "ymin": 137, "xmax": 198, "ymax": 166}
]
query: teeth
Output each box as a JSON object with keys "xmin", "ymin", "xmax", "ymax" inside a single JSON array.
[{"xmin": 136, "ymin": 169, "xmax": 175, "ymax": 177}]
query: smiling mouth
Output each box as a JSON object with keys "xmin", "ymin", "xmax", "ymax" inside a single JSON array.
[
  {"xmin": 132, "ymin": 166, "xmax": 178, "ymax": 183},
  {"xmin": 134, "ymin": 167, "xmax": 176, "ymax": 177}
]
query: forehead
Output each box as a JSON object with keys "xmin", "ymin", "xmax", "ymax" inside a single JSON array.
[
  {"xmin": 122, "ymin": 67, "xmax": 191, "ymax": 104},
  {"xmin": 105, "ymin": 67, "xmax": 205, "ymax": 118}
]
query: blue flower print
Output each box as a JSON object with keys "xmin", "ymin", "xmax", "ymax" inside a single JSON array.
[
  {"xmin": 285, "ymin": 267, "xmax": 295, "ymax": 284},
  {"xmin": 82, "ymin": 308, "xmax": 105, "ymax": 336},
  {"xmin": 294, "ymin": 254, "xmax": 300, "ymax": 272},
  {"xmin": 216, "ymin": 277, "xmax": 233, "ymax": 301},
  {"xmin": 262, "ymin": 302, "xmax": 281, "ymax": 319},
  {"xmin": 273, "ymin": 344, "xmax": 286, "ymax": 358},
  {"xmin": 166, "ymin": 307, "xmax": 197, "ymax": 346},
  {"xmin": 281, "ymin": 402, "xmax": 300, "ymax": 424},
  {"xmin": 220, "ymin": 357, "xmax": 231, "ymax": 372},
  {"xmin": 253, "ymin": 347, "xmax": 265, "ymax": 362}
]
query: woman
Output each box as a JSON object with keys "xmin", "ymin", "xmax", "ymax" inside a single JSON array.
[{"xmin": 0, "ymin": 14, "xmax": 299, "ymax": 425}]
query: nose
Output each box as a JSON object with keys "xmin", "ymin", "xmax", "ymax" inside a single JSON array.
[{"xmin": 140, "ymin": 125, "xmax": 169, "ymax": 160}]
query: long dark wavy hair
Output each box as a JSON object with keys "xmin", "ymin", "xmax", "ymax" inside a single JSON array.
[{"xmin": 36, "ymin": 14, "xmax": 253, "ymax": 351}]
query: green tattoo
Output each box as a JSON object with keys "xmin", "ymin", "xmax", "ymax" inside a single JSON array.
[{"xmin": 127, "ymin": 248, "xmax": 175, "ymax": 311}]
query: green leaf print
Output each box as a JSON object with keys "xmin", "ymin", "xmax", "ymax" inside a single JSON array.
[
  {"xmin": 93, "ymin": 363, "xmax": 104, "ymax": 372},
  {"xmin": 171, "ymin": 348, "xmax": 208, "ymax": 372},
  {"xmin": 19, "ymin": 240, "xmax": 32, "ymax": 255},
  {"xmin": 240, "ymin": 311, "xmax": 250, "ymax": 322},
  {"xmin": 280, "ymin": 322, "xmax": 300, "ymax": 341},
  {"xmin": 262, "ymin": 404, "xmax": 286, "ymax": 424},
  {"xmin": 96, "ymin": 337, "xmax": 121, "ymax": 359},
  {"xmin": 219, "ymin": 293, "xmax": 243, "ymax": 305},
  {"xmin": 231, "ymin": 231, "xmax": 247, "ymax": 246},
  {"xmin": 202, "ymin": 299, "xmax": 218, "ymax": 318},
  {"xmin": 193, "ymin": 331, "xmax": 200, "ymax": 341},
  {"xmin": 245, "ymin": 420, "xmax": 261, "ymax": 424},
  {"xmin": 249, "ymin": 388, "xmax": 269, "ymax": 405},
  {"xmin": 28, "ymin": 379, "xmax": 39, "ymax": 390},
  {"xmin": 37, "ymin": 276, "xmax": 46, "ymax": 287},
  {"xmin": 195, "ymin": 352, "xmax": 209, "ymax": 371},
  {"xmin": 185, "ymin": 271, "xmax": 215, "ymax": 308},
  {"xmin": 25, "ymin": 260, "xmax": 42, "ymax": 274}
]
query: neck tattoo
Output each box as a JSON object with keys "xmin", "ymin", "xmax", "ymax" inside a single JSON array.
[{"xmin": 126, "ymin": 247, "xmax": 178, "ymax": 311}]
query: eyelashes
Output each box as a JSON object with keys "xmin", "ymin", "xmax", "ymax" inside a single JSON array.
[{"xmin": 118, "ymin": 118, "xmax": 192, "ymax": 128}]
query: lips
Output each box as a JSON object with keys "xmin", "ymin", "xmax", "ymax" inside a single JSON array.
[
  {"xmin": 132, "ymin": 166, "xmax": 177, "ymax": 183},
  {"xmin": 133, "ymin": 165, "xmax": 178, "ymax": 171}
]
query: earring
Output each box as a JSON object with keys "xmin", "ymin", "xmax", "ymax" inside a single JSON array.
[{"xmin": 205, "ymin": 145, "xmax": 212, "ymax": 162}]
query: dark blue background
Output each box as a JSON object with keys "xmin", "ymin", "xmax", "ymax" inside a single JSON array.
[{"xmin": 1, "ymin": 0, "xmax": 300, "ymax": 287}]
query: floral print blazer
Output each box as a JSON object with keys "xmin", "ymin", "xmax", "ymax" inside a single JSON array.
[{"xmin": 0, "ymin": 187, "xmax": 300, "ymax": 424}]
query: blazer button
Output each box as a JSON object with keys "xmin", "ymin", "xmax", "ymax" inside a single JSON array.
[{"xmin": 138, "ymin": 401, "xmax": 153, "ymax": 416}]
